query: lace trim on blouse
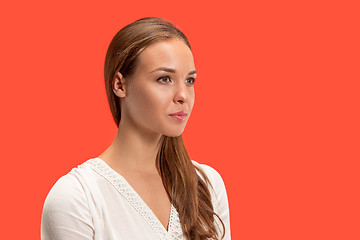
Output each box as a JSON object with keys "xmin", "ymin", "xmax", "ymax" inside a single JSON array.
[{"xmin": 83, "ymin": 158, "xmax": 184, "ymax": 240}]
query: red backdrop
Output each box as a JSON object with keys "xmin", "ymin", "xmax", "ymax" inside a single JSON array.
[{"xmin": 0, "ymin": 0, "xmax": 359, "ymax": 239}]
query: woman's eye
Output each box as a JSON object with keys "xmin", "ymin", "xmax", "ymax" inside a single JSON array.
[
  {"xmin": 157, "ymin": 76, "xmax": 171, "ymax": 83},
  {"xmin": 185, "ymin": 77, "xmax": 196, "ymax": 84}
]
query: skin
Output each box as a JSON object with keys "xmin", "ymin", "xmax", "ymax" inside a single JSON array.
[{"xmin": 99, "ymin": 38, "xmax": 196, "ymax": 230}]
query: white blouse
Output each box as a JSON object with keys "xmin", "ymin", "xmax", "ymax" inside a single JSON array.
[{"xmin": 41, "ymin": 158, "xmax": 231, "ymax": 239}]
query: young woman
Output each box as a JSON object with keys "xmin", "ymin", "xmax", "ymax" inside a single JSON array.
[{"xmin": 41, "ymin": 17, "xmax": 231, "ymax": 240}]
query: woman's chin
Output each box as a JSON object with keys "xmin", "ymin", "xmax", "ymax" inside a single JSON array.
[{"xmin": 163, "ymin": 129, "xmax": 185, "ymax": 138}]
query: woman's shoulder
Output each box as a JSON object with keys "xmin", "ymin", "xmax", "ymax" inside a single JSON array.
[
  {"xmin": 191, "ymin": 160, "xmax": 228, "ymax": 202},
  {"xmin": 42, "ymin": 160, "xmax": 94, "ymax": 209},
  {"xmin": 191, "ymin": 160, "xmax": 225, "ymax": 186}
]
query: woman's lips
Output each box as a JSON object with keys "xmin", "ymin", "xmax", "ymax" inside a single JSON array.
[{"xmin": 169, "ymin": 111, "xmax": 188, "ymax": 121}]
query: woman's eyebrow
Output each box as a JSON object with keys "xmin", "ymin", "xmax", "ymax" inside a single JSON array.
[
  {"xmin": 149, "ymin": 67, "xmax": 197, "ymax": 75},
  {"xmin": 150, "ymin": 67, "xmax": 175, "ymax": 73}
]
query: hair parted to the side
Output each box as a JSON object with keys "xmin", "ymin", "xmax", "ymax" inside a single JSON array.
[{"xmin": 104, "ymin": 17, "xmax": 225, "ymax": 240}]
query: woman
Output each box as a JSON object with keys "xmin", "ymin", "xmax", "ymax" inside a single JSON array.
[{"xmin": 41, "ymin": 17, "xmax": 231, "ymax": 240}]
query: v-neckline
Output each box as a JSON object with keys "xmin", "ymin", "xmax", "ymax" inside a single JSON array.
[{"xmin": 84, "ymin": 157, "xmax": 183, "ymax": 240}]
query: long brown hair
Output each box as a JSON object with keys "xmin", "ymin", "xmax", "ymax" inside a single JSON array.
[{"xmin": 104, "ymin": 17, "xmax": 225, "ymax": 240}]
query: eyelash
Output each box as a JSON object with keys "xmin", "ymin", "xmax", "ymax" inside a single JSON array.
[
  {"xmin": 156, "ymin": 76, "xmax": 196, "ymax": 85},
  {"xmin": 157, "ymin": 76, "xmax": 171, "ymax": 83},
  {"xmin": 186, "ymin": 77, "xmax": 196, "ymax": 84}
]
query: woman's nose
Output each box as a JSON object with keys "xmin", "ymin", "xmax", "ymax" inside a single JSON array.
[{"xmin": 174, "ymin": 82, "xmax": 188, "ymax": 104}]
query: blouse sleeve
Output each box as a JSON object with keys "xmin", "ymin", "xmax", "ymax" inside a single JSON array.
[
  {"xmin": 41, "ymin": 172, "xmax": 94, "ymax": 240},
  {"xmin": 195, "ymin": 162, "xmax": 231, "ymax": 240}
]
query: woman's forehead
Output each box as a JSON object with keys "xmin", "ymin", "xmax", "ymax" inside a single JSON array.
[{"xmin": 136, "ymin": 38, "xmax": 195, "ymax": 73}]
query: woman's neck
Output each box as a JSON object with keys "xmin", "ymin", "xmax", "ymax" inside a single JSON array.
[{"xmin": 99, "ymin": 119, "xmax": 163, "ymax": 174}]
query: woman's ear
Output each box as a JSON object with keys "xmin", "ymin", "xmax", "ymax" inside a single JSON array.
[{"xmin": 113, "ymin": 72, "xmax": 126, "ymax": 97}]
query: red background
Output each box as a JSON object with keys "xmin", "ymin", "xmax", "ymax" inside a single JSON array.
[{"xmin": 1, "ymin": 0, "xmax": 359, "ymax": 239}]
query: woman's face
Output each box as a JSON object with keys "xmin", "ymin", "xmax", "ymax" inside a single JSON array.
[{"xmin": 119, "ymin": 38, "xmax": 196, "ymax": 137}]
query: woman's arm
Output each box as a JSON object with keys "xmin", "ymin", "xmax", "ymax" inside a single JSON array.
[
  {"xmin": 193, "ymin": 161, "xmax": 231, "ymax": 240},
  {"xmin": 41, "ymin": 173, "xmax": 94, "ymax": 240},
  {"xmin": 210, "ymin": 166, "xmax": 231, "ymax": 240}
]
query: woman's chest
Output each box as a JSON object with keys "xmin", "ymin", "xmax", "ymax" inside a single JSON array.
[{"xmin": 84, "ymin": 159, "xmax": 185, "ymax": 240}]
